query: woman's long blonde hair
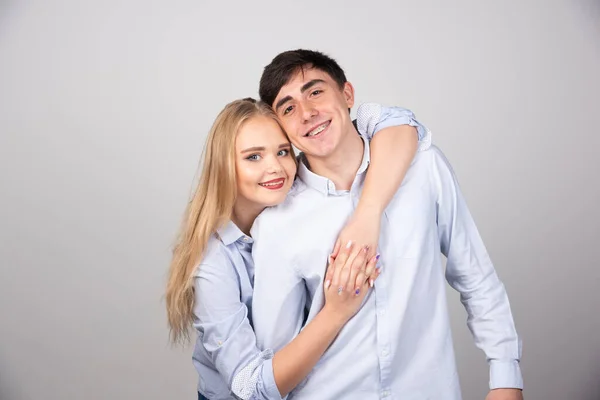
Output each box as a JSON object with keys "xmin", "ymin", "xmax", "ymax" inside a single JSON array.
[{"xmin": 166, "ymin": 98, "xmax": 281, "ymax": 345}]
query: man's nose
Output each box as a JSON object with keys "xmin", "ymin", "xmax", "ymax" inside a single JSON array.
[{"xmin": 299, "ymin": 101, "xmax": 317, "ymax": 122}]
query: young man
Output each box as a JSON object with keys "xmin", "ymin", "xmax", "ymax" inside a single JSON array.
[{"xmin": 250, "ymin": 49, "xmax": 523, "ymax": 400}]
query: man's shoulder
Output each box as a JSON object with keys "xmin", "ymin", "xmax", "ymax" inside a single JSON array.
[
  {"xmin": 386, "ymin": 145, "xmax": 453, "ymax": 201},
  {"xmin": 427, "ymin": 144, "xmax": 450, "ymax": 161},
  {"xmin": 418, "ymin": 144, "xmax": 456, "ymax": 176},
  {"xmin": 410, "ymin": 144, "xmax": 452, "ymax": 172},
  {"xmin": 407, "ymin": 145, "xmax": 460, "ymax": 199}
]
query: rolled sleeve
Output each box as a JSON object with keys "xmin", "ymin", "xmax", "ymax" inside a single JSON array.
[
  {"xmin": 230, "ymin": 348, "xmax": 284, "ymax": 400},
  {"xmin": 356, "ymin": 103, "xmax": 432, "ymax": 151},
  {"xmin": 257, "ymin": 358, "xmax": 284, "ymax": 400}
]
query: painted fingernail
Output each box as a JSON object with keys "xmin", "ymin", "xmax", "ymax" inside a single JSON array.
[
  {"xmin": 346, "ymin": 240, "xmax": 353, "ymax": 249},
  {"xmin": 376, "ymin": 265, "xmax": 383, "ymax": 273},
  {"xmin": 325, "ymin": 280, "xmax": 331, "ymax": 290},
  {"xmin": 355, "ymin": 288, "xmax": 361, "ymax": 296},
  {"xmin": 337, "ymin": 286, "xmax": 344, "ymax": 295},
  {"xmin": 369, "ymin": 279, "xmax": 374, "ymax": 288},
  {"xmin": 376, "ymin": 254, "xmax": 381, "ymax": 260}
]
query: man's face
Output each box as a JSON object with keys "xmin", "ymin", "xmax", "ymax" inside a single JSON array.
[{"xmin": 272, "ymin": 68, "xmax": 355, "ymax": 159}]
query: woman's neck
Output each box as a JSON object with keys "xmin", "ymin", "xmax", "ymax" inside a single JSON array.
[{"xmin": 231, "ymin": 199, "xmax": 264, "ymax": 236}]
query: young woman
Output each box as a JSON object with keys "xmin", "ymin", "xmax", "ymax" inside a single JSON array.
[{"xmin": 166, "ymin": 98, "xmax": 421, "ymax": 400}]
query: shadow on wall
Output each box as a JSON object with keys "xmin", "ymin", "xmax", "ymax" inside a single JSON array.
[
  {"xmin": 0, "ymin": 357, "xmax": 25, "ymax": 400},
  {"xmin": 582, "ymin": 358, "xmax": 600, "ymax": 400},
  {"xmin": 578, "ymin": 0, "xmax": 600, "ymax": 32},
  {"xmin": 0, "ymin": 0, "xmax": 22, "ymax": 38}
]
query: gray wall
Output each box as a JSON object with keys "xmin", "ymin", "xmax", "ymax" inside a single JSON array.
[{"xmin": 1, "ymin": 1, "xmax": 599, "ymax": 399}]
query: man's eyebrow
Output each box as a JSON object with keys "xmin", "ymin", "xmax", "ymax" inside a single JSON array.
[
  {"xmin": 300, "ymin": 79, "xmax": 326, "ymax": 93},
  {"xmin": 275, "ymin": 96, "xmax": 292, "ymax": 112},
  {"xmin": 274, "ymin": 79, "xmax": 327, "ymax": 112}
]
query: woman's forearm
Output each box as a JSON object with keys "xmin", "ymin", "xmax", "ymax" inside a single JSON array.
[
  {"xmin": 272, "ymin": 306, "xmax": 346, "ymax": 396},
  {"xmin": 359, "ymin": 125, "xmax": 418, "ymax": 214}
]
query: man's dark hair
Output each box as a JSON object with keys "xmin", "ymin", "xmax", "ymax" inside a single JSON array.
[{"xmin": 259, "ymin": 49, "xmax": 348, "ymax": 107}]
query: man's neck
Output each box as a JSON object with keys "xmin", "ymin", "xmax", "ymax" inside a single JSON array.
[{"xmin": 304, "ymin": 128, "xmax": 364, "ymax": 191}]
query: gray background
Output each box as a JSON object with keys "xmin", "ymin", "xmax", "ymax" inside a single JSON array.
[{"xmin": 1, "ymin": 0, "xmax": 599, "ymax": 399}]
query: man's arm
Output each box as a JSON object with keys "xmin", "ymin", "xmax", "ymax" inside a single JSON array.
[
  {"xmin": 250, "ymin": 214, "xmax": 308, "ymax": 394},
  {"xmin": 251, "ymin": 239, "xmax": 306, "ymax": 352},
  {"xmin": 432, "ymin": 146, "xmax": 523, "ymax": 396}
]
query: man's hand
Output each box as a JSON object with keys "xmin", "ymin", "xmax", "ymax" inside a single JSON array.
[{"xmin": 485, "ymin": 389, "xmax": 523, "ymax": 400}]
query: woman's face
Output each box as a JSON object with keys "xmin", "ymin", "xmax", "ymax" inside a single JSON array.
[{"xmin": 234, "ymin": 115, "xmax": 297, "ymax": 211}]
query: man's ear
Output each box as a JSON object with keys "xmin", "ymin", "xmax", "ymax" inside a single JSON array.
[{"xmin": 342, "ymin": 82, "xmax": 355, "ymax": 109}]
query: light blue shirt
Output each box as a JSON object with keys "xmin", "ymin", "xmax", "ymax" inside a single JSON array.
[
  {"xmin": 192, "ymin": 104, "xmax": 428, "ymax": 399},
  {"xmin": 250, "ymin": 120, "xmax": 522, "ymax": 399}
]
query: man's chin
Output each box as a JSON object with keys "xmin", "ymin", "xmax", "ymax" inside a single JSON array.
[
  {"xmin": 306, "ymin": 146, "xmax": 335, "ymax": 158},
  {"xmin": 293, "ymin": 141, "xmax": 334, "ymax": 158}
]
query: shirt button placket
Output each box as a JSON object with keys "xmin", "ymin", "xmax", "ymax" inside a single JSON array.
[
  {"xmin": 381, "ymin": 346, "xmax": 389, "ymax": 357},
  {"xmin": 375, "ymin": 281, "xmax": 392, "ymax": 394},
  {"xmin": 327, "ymin": 181, "xmax": 335, "ymax": 194}
]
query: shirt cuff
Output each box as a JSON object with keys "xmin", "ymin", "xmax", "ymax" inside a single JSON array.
[
  {"xmin": 489, "ymin": 360, "xmax": 524, "ymax": 390},
  {"xmin": 261, "ymin": 357, "xmax": 285, "ymax": 400}
]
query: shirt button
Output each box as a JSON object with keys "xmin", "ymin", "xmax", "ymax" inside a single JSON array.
[
  {"xmin": 382, "ymin": 390, "xmax": 390, "ymax": 397},
  {"xmin": 379, "ymin": 309, "xmax": 386, "ymax": 316},
  {"xmin": 381, "ymin": 348, "xmax": 389, "ymax": 357},
  {"xmin": 243, "ymin": 236, "xmax": 250, "ymax": 242}
]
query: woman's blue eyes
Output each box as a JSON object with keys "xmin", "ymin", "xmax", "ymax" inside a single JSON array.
[{"xmin": 246, "ymin": 149, "xmax": 290, "ymax": 161}]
